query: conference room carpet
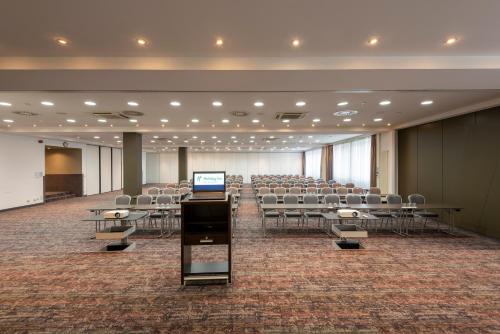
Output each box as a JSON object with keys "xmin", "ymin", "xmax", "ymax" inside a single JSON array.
[{"xmin": 0, "ymin": 186, "xmax": 499, "ymax": 333}]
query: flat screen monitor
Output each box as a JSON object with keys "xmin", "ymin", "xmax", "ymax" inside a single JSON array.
[{"xmin": 192, "ymin": 171, "xmax": 226, "ymax": 192}]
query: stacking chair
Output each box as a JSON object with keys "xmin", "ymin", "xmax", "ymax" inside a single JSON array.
[
  {"xmin": 289, "ymin": 187, "xmax": 301, "ymax": 195},
  {"xmin": 369, "ymin": 187, "xmax": 381, "ymax": 195},
  {"xmin": 283, "ymin": 194, "xmax": 302, "ymax": 228},
  {"xmin": 261, "ymin": 194, "xmax": 281, "ymax": 232},
  {"xmin": 366, "ymin": 194, "xmax": 392, "ymax": 231},
  {"xmin": 269, "ymin": 183, "xmax": 278, "ymax": 190},
  {"xmin": 149, "ymin": 195, "xmax": 172, "ymax": 228},
  {"xmin": 136, "ymin": 195, "xmax": 153, "ymax": 228},
  {"xmin": 332, "ymin": 183, "xmax": 341, "ymax": 189},
  {"xmin": 336, "ymin": 187, "xmax": 348, "ymax": 195},
  {"xmin": 307, "ymin": 182, "xmax": 317, "ymax": 188},
  {"xmin": 321, "ymin": 187, "xmax": 334, "ymax": 195},
  {"xmin": 162, "ymin": 187, "xmax": 177, "ymax": 195},
  {"xmin": 178, "ymin": 187, "xmax": 191, "ymax": 196},
  {"xmin": 227, "ymin": 187, "xmax": 239, "ymax": 205},
  {"xmin": 387, "ymin": 194, "xmax": 413, "ymax": 235},
  {"xmin": 352, "ymin": 187, "xmax": 364, "ymax": 194},
  {"xmin": 166, "ymin": 183, "xmax": 177, "ymax": 189},
  {"xmin": 274, "ymin": 187, "xmax": 286, "ymax": 202},
  {"xmin": 179, "ymin": 182, "xmax": 190, "ymax": 188},
  {"xmin": 303, "ymin": 194, "xmax": 323, "ymax": 229},
  {"xmin": 328, "ymin": 180, "xmax": 336, "ymax": 185},
  {"xmin": 147, "ymin": 187, "xmax": 160, "ymax": 195},
  {"xmin": 345, "ymin": 182, "xmax": 355, "ymax": 188},
  {"xmin": 318, "ymin": 183, "xmax": 329, "ymax": 189},
  {"xmin": 408, "ymin": 194, "xmax": 439, "ymax": 232},
  {"xmin": 306, "ymin": 187, "xmax": 317, "ymax": 194},
  {"xmin": 115, "ymin": 195, "xmax": 131, "ymax": 205},
  {"xmin": 230, "ymin": 183, "xmax": 241, "ymax": 189},
  {"xmin": 346, "ymin": 194, "xmax": 362, "ymax": 205},
  {"xmin": 324, "ymin": 194, "xmax": 340, "ymax": 206}
]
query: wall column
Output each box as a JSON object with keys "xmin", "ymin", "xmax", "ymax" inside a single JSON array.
[
  {"xmin": 178, "ymin": 147, "xmax": 188, "ymax": 182},
  {"xmin": 123, "ymin": 132, "xmax": 142, "ymax": 196}
]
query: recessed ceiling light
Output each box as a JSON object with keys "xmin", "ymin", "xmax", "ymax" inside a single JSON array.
[
  {"xmin": 288, "ymin": 136, "xmax": 294, "ymax": 139},
  {"xmin": 343, "ymin": 118, "xmax": 352, "ymax": 122},
  {"xmin": 160, "ymin": 118, "xmax": 169, "ymax": 123},
  {"xmin": 191, "ymin": 118, "xmax": 199, "ymax": 123},
  {"xmin": 445, "ymin": 37, "xmax": 458, "ymax": 45},
  {"xmin": 308, "ymin": 135, "xmax": 313, "ymax": 138},
  {"xmin": 368, "ymin": 37, "xmax": 378, "ymax": 45},
  {"xmin": 170, "ymin": 101, "xmax": 181, "ymax": 107},
  {"xmin": 337, "ymin": 101, "xmax": 349, "ymax": 106},
  {"xmin": 215, "ymin": 38, "xmax": 224, "ymax": 47},
  {"xmin": 379, "ymin": 100, "xmax": 391, "ymax": 106},
  {"xmin": 153, "ymin": 135, "xmax": 159, "ymax": 139},
  {"xmin": 127, "ymin": 101, "xmax": 139, "ymax": 106},
  {"xmin": 212, "ymin": 101, "xmax": 223, "ymax": 107},
  {"xmin": 387, "ymin": 123, "xmax": 392, "ymax": 126},
  {"xmin": 117, "ymin": 140, "xmax": 122, "ymax": 143},
  {"xmin": 129, "ymin": 119, "xmax": 138, "ymax": 123},
  {"xmin": 41, "ymin": 101, "xmax": 54, "ymax": 106},
  {"xmin": 192, "ymin": 136, "xmax": 198, "ymax": 139},
  {"xmin": 97, "ymin": 119, "xmax": 107, "ymax": 123},
  {"xmin": 66, "ymin": 119, "xmax": 76, "ymax": 123},
  {"xmin": 295, "ymin": 101, "xmax": 306, "ymax": 107},
  {"xmin": 217, "ymin": 140, "xmax": 221, "ymax": 143},
  {"xmin": 113, "ymin": 136, "xmax": 120, "ymax": 139},
  {"xmin": 421, "ymin": 100, "xmax": 434, "ymax": 106},
  {"xmin": 374, "ymin": 118, "xmax": 383, "ymax": 122},
  {"xmin": 312, "ymin": 118, "xmax": 321, "ymax": 123},
  {"xmin": 254, "ymin": 101, "xmax": 264, "ymax": 107},
  {"xmin": 137, "ymin": 38, "xmax": 147, "ymax": 46},
  {"xmin": 3, "ymin": 119, "xmax": 14, "ymax": 123},
  {"xmin": 173, "ymin": 135, "xmax": 179, "ymax": 139},
  {"xmin": 221, "ymin": 119, "xmax": 230, "ymax": 123},
  {"xmin": 252, "ymin": 119, "xmax": 260, "ymax": 123},
  {"xmin": 183, "ymin": 140, "xmax": 189, "ymax": 143},
  {"xmin": 0, "ymin": 102, "xmax": 12, "ymax": 107},
  {"xmin": 315, "ymin": 139, "xmax": 320, "ymax": 143},
  {"xmin": 334, "ymin": 110, "xmax": 358, "ymax": 117},
  {"xmin": 93, "ymin": 136, "xmax": 100, "ymax": 139},
  {"xmin": 211, "ymin": 136, "xmax": 217, "ymax": 139},
  {"xmin": 299, "ymin": 140, "xmax": 304, "ymax": 143},
  {"xmin": 250, "ymin": 136, "xmax": 255, "ymax": 139},
  {"xmin": 150, "ymin": 140, "xmax": 156, "ymax": 143},
  {"xmin": 292, "ymin": 39, "xmax": 301, "ymax": 47},
  {"xmin": 84, "ymin": 101, "xmax": 96, "ymax": 106},
  {"xmin": 55, "ymin": 38, "xmax": 69, "ymax": 46},
  {"xmin": 282, "ymin": 119, "xmax": 290, "ymax": 123}
]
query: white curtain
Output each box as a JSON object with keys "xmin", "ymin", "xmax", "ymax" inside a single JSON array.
[
  {"xmin": 304, "ymin": 148, "xmax": 322, "ymax": 179},
  {"xmin": 333, "ymin": 137, "xmax": 371, "ymax": 188}
]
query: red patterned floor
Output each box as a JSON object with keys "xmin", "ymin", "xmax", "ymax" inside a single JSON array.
[{"xmin": 0, "ymin": 186, "xmax": 499, "ymax": 333}]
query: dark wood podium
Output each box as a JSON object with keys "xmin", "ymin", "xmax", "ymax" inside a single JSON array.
[{"xmin": 181, "ymin": 194, "xmax": 232, "ymax": 285}]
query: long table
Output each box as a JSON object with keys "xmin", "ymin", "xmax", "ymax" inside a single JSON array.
[{"xmin": 260, "ymin": 203, "xmax": 463, "ymax": 235}]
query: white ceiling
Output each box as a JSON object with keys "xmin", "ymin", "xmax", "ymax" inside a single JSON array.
[{"xmin": 1, "ymin": 0, "xmax": 500, "ymax": 57}]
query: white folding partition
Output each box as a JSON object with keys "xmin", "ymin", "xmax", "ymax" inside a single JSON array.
[
  {"xmin": 159, "ymin": 153, "xmax": 178, "ymax": 183},
  {"xmin": 112, "ymin": 148, "xmax": 122, "ymax": 191},
  {"xmin": 86, "ymin": 145, "xmax": 100, "ymax": 195},
  {"xmin": 100, "ymin": 147, "xmax": 112, "ymax": 193}
]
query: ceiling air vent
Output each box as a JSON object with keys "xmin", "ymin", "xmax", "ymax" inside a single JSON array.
[
  {"xmin": 12, "ymin": 111, "xmax": 38, "ymax": 116},
  {"xmin": 120, "ymin": 110, "xmax": 144, "ymax": 117},
  {"xmin": 92, "ymin": 112, "xmax": 129, "ymax": 120},
  {"xmin": 274, "ymin": 112, "xmax": 307, "ymax": 120},
  {"xmin": 230, "ymin": 111, "xmax": 249, "ymax": 117}
]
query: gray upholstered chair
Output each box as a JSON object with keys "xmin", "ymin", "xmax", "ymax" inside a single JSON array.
[
  {"xmin": 303, "ymin": 194, "xmax": 323, "ymax": 229},
  {"xmin": 289, "ymin": 187, "xmax": 301, "ymax": 195},
  {"xmin": 283, "ymin": 194, "xmax": 302, "ymax": 228},
  {"xmin": 147, "ymin": 187, "xmax": 160, "ymax": 195},
  {"xmin": 366, "ymin": 194, "xmax": 392, "ymax": 231},
  {"xmin": 346, "ymin": 194, "xmax": 362, "ymax": 205},
  {"xmin": 149, "ymin": 195, "xmax": 172, "ymax": 227},
  {"xmin": 352, "ymin": 187, "xmax": 364, "ymax": 194},
  {"xmin": 321, "ymin": 187, "xmax": 333, "ymax": 195},
  {"xmin": 336, "ymin": 187, "xmax": 348, "ymax": 195},
  {"xmin": 369, "ymin": 187, "xmax": 381, "ymax": 195},
  {"xmin": 115, "ymin": 195, "xmax": 131, "ymax": 205},
  {"xmin": 261, "ymin": 194, "xmax": 281, "ymax": 230},
  {"xmin": 324, "ymin": 194, "xmax": 340, "ymax": 205},
  {"xmin": 408, "ymin": 194, "xmax": 439, "ymax": 232}
]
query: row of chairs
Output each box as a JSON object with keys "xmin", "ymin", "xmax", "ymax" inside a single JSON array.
[
  {"xmin": 146, "ymin": 187, "xmax": 191, "ymax": 197},
  {"xmin": 257, "ymin": 186, "xmax": 380, "ymax": 196}
]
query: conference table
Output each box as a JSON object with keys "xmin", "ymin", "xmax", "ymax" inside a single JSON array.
[{"xmin": 260, "ymin": 203, "xmax": 463, "ymax": 236}]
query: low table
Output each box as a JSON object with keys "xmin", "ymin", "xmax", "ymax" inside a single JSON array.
[
  {"xmin": 82, "ymin": 212, "xmax": 147, "ymax": 251},
  {"xmin": 322, "ymin": 212, "xmax": 378, "ymax": 249}
]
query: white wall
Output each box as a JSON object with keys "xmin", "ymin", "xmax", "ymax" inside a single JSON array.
[
  {"xmin": 112, "ymin": 148, "xmax": 122, "ymax": 191},
  {"xmin": 379, "ymin": 130, "xmax": 396, "ymax": 194},
  {"xmin": 0, "ymin": 133, "xmax": 44, "ymax": 210},
  {"xmin": 86, "ymin": 145, "xmax": 100, "ymax": 195},
  {"xmin": 100, "ymin": 147, "xmax": 112, "ymax": 193},
  {"xmin": 142, "ymin": 151, "xmax": 147, "ymax": 184},
  {"xmin": 145, "ymin": 152, "xmax": 303, "ymax": 184}
]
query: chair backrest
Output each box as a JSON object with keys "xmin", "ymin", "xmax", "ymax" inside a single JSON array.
[
  {"xmin": 345, "ymin": 182, "xmax": 355, "ymax": 188},
  {"xmin": 178, "ymin": 187, "xmax": 191, "ymax": 195},
  {"xmin": 346, "ymin": 194, "xmax": 362, "ymax": 205},
  {"xmin": 408, "ymin": 194, "xmax": 425, "ymax": 205},
  {"xmin": 137, "ymin": 194, "xmax": 153, "ymax": 205},
  {"xmin": 336, "ymin": 187, "xmax": 348, "ymax": 195},
  {"xmin": 328, "ymin": 180, "xmax": 336, "ymax": 184},
  {"xmin": 386, "ymin": 194, "xmax": 402, "ymax": 204},
  {"xmin": 115, "ymin": 195, "xmax": 131, "ymax": 205},
  {"xmin": 369, "ymin": 187, "xmax": 381, "ymax": 194},
  {"xmin": 307, "ymin": 182, "xmax": 317, "ymax": 188},
  {"xmin": 258, "ymin": 187, "xmax": 270, "ymax": 195},
  {"xmin": 147, "ymin": 187, "xmax": 160, "ymax": 195},
  {"xmin": 227, "ymin": 187, "xmax": 239, "ymax": 195},
  {"xmin": 274, "ymin": 187, "xmax": 286, "ymax": 195},
  {"xmin": 281, "ymin": 183, "xmax": 290, "ymax": 188},
  {"xmin": 318, "ymin": 183, "xmax": 329, "ymax": 188},
  {"xmin": 269, "ymin": 183, "xmax": 278, "ymax": 189},
  {"xmin": 332, "ymin": 183, "xmax": 341, "ymax": 188},
  {"xmin": 166, "ymin": 183, "xmax": 177, "ymax": 189},
  {"xmin": 230, "ymin": 183, "xmax": 240, "ymax": 188},
  {"xmin": 321, "ymin": 187, "xmax": 334, "ymax": 195},
  {"xmin": 255, "ymin": 183, "xmax": 265, "ymax": 189},
  {"xmin": 289, "ymin": 187, "xmax": 301, "ymax": 194},
  {"xmin": 162, "ymin": 187, "xmax": 177, "ymax": 195},
  {"xmin": 179, "ymin": 182, "xmax": 190, "ymax": 188},
  {"xmin": 306, "ymin": 187, "xmax": 317, "ymax": 194},
  {"xmin": 352, "ymin": 187, "xmax": 364, "ymax": 194},
  {"xmin": 156, "ymin": 195, "xmax": 172, "ymax": 205},
  {"xmin": 283, "ymin": 194, "xmax": 298, "ymax": 204},
  {"xmin": 179, "ymin": 180, "xmax": 189, "ymax": 184},
  {"xmin": 303, "ymin": 194, "xmax": 318, "ymax": 204},
  {"xmin": 324, "ymin": 194, "xmax": 340, "ymax": 205},
  {"xmin": 262, "ymin": 194, "xmax": 277, "ymax": 204},
  {"xmin": 365, "ymin": 194, "xmax": 381, "ymax": 204}
]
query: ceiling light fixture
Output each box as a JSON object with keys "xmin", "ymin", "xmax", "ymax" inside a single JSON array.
[
  {"xmin": 129, "ymin": 119, "xmax": 138, "ymax": 123},
  {"xmin": 93, "ymin": 136, "xmax": 100, "ymax": 139},
  {"xmin": 55, "ymin": 38, "xmax": 69, "ymax": 46},
  {"xmin": 282, "ymin": 119, "xmax": 290, "ymax": 123},
  {"xmin": 160, "ymin": 118, "xmax": 169, "ymax": 123},
  {"xmin": 191, "ymin": 118, "xmax": 199, "ymax": 123},
  {"xmin": 2, "ymin": 119, "xmax": 14, "ymax": 123},
  {"xmin": 445, "ymin": 37, "xmax": 458, "ymax": 45},
  {"xmin": 337, "ymin": 101, "xmax": 349, "ymax": 106},
  {"xmin": 292, "ymin": 39, "xmax": 301, "ymax": 47},
  {"xmin": 97, "ymin": 119, "xmax": 107, "ymax": 123},
  {"xmin": 368, "ymin": 37, "xmax": 378, "ymax": 45},
  {"xmin": 374, "ymin": 118, "xmax": 383, "ymax": 122},
  {"xmin": 212, "ymin": 101, "xmax": 223, "ymax": 107},
  {"xmin": 312, "ymin": 118, "xmax": 320, "ymax": 123},
  {"xmin": 137, "ymin": 38, "xmax": 147, "ymax": 46},
  {"xmin": 41, "ymin": 101, "xmax": 54, "ymax": 106},
  {"xmin": 421, "ymin": 100, "xmax": 434, "ymax": 106},
  {"xmin": 252, "ymin": 119, "xmax": 260, "ymax": 123},
  {"xmin": 221, "ymin": 119, "xmax": 230, "ymax": 123},
  {"xmin": 295, "ymin": 101, "xmax": 306, "ymax": 107},
  {"xmin": 254, "ymin": 101, "xmax": 264, "ymax": 107},
  {"xmin": 343, "ymin": 118, "xmax": 352, "ymax": 122},
  {"xmin": 66, "ymin": 119, "xmax": 76, "ymax": 123},
  {"xmin": 114, "ymin": 136, "xmax": 120, "ymax": 139},
  {"xmin": 0, "ymin": 102, "xmax": 12, "ymax": 107},
  {"xmin": 379, "ymin": 100, "xmax": 391, "ymax": 106},
  {"xmin": 127, "ymin": 101, "xmax": 139, "ymax": 106},
  {"xmin": 84, "ymin": 101, "xmax": 96, "ymax": 106},
  {"xmin": 215, "ymin": 38, "xmax": 224, "ymax": 47},
  {"xmin": 170, "ymin": 101, "xmax": 181, "ymax": 107}
]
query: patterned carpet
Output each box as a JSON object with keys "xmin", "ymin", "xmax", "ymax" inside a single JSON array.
[{"xmin": 0, "ymin": 186, "xmax": 499, "ymax": 333}]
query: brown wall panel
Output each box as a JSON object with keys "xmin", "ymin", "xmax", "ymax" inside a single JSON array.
[
  {"xmin": 398, "ymin": 106, "xmax": 500, "ymax": 239},
  {"xmin": 45, "ymin": 147, "xmax": 82, "ymax": 174}
]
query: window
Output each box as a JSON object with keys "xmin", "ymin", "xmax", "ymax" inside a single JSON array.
[
  {"xmin": 305, "ymin": 148, "xmax": 322, "ymax": 179},
  {"xmin": 333, "ymin": 136, "xmax": 371, "ymax": 188}
]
